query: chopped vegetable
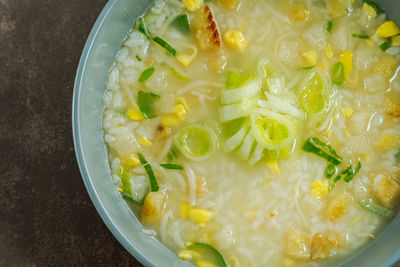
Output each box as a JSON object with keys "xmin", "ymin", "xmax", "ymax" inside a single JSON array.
[
  {"xmin": 327, "ymin": 21, "xmax": 333, "ymax": 33},
  {"xmin": 137, "ymin": 152, "xmax": 159, "ymax": 192},
  {"xmin": 122, "ymin": 193, "xmax": 143, "ymax": 205},
  {"xmin": 362, "ymin": 2, "xmax": 376, "ymax": 18},
  {"xmin": 160, "ymin": 163, "xmax": 184, "ymax": 170},
  {"xmin": 266, "ymin": 159, "xmax": 280, "ymax": 174},
  {"xmin": 127, "ymin": 106, "xmax": 144, "ymax": 121},
  {"xmin": 187, "ymin": 242, "xmax": 228, "ymax": 267},
  {"xmin": 141, "ymin": 191, "xmax": 165, "ymax": 224},
  {"xmin": 153, "ymin": 37, "xmax": 176, "ymax": 56},
  {"xmin": 195, "ymin": 5, "xmax": 222, "ymax": 49},
  {"xmin": 220, "ymin": 79, "xmax": 261, "ymax": 105},
  {"xmin": 182, "ymin": 0, "xmax": 203, "ymax": 11},
  {"xmin": 138, "ymin": 67, "xmax": 155, "ymax": 83},
  {"xmin": 224, "ymin": 123, "xmax": 249, "ymax": 152},
  {"xmin": 359, "ymin": 199, "xmax": 393, "ymax": 218},
  {"xmin": 332, "ymin": 62, "xmax": 345, "ymax": 85},
  {"xmin": 171, "ymin": 14, "xmax": 191, "ymax": 34},
  {"xmin": 362, "ymin": 0, "xmax": 384, "ymax": 15},
  {"xmin": 174, "ymin": 123, "xmax": 219, "ymax": 161},
  {"xmin": 343, "ymin": 161, "xmax": 361, "ymax": 182},
  {"xmin": 326, "ymin": 0, "xmax": 350, "ymax": 18},
  {"xmin": 137, "ymin": 91, "xmax": 160, "ymax": 119},
  {"xmin": 372, "ymin": 173, "xmax": 400, "ymax": 208},
  {"xmin": 136, "ymin": 55, "xmax": 142, "ymax": 61},
  {"xmin": 171, "ymin": 67, "xmax": 190, "ymax": 81},
  {"xmin": 341, "ymin": 107, "xmax": 353, "ymax": 117},
  {"xmin": 352, "ymin": 34, "xmax": 369, "ymax": 39},
  {"xmin": 376, "ymin": 21, "xmax": 400, "ymax": 38},
  {"xmin": 291, "ymin": 5, "xmax": 310, "ymax": 21},
  {"xmin": 325, "ymin": 44, "xmax": 334, "ymax": 58},
  {"xmin": 225, "ymin": 71, "xmax": 248, "ymax": 89},
  {"xmin": 223, "ymin": 30, "xmax": 247, "ymax": 52},
  {"xmin": 380, "ymin": 38, "xmax": 392, "ymax": 52},
  {"xmin": 302, "ymin": 137, "xmax": 342, "ymax": 165},
  {"xmin": 301, "ymin": 66, "xmax": 316, "ymax": 70},
  {"xmin": 325, "ymin": 164, "xmax": 336, "ymax": 178},
  {"xmin": 286, "ymin": 228, "xmax": 312, "ymax": 259},
  {"xmin": 137, "ymin": 17, "xmax": 150, "ymax": 39},
  {"xmin": 167, "ymin": 145, "xmax": 180, "ymax": 163}
]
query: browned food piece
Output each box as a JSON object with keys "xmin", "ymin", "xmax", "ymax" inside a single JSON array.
[
  {"xmin": 157, "ymin": 124, "xmax": 171, "ymax": 137},
  {"xmin": 195, "ymin": 5, "xmax": 222, "ymax": 49},
  {"xmin": 326, "ymin": 194, "xmax": 351, "ymax": 221},
  {"xmin": 310, "ymin": 233, "xmax": 345, "ymax": 260},
  {"xmin": 285, "ymin": 228, "xmax": 312, "ymax": 259},
  {"xmin": 384, "ymin": 96, "xmax": 400, "ymax": 119},
  {"xmin": 219, "ymin": 0, "xmax": 239, "ymax": 9},
  {"xmin": 372, "ymin": 173, "xmax": 400, "ymax": 208},
  {"xmin": 141, "ymin": 191, "xmax": 166, "ymax": 225}
]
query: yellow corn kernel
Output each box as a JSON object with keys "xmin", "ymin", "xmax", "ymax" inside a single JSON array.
[
  {"xmin": 174, "ymin": 104, "xmax": 187, "ymax": 120},
  {"xmin": 176, "ymin": 97, "xmax": 189, "ymax": 111},
  {"xmin": 311, "ymin": 180, "xmax": 329, "ymax": 198},
  {"xmin": 177, "ymin": 54, "xmax": 194, "ymax": 66},
  {"xmin": 127, "ymin": 106, "xmax": 144, "ymax": 121},
  {"xmin": 178, "ymin": 250, "xmax": 201, "ymax": 260},
  {"xmin": 392, "ymin": 35, "xmax": 400, "ymax": 46},
  {"xmin": 197, "ymin": 261, "xmax": 218, "ymax": 267},
  {"xmin": 187, "ymin": 208, "xmax": 215, "ymax": 224},
  {"xmin": 162, "ymin": 114, "xmax": 180, "ymax": 127},
  {"xmin": 302, "ymin": 50, "xmax": 317, "ymax": 65},
  {"xmin": 325, "ymin": 44, "xmax": 334, "ymax": 59},
  {"xmin": 139, "ymin": 136, "xmax": 152, "ymax": 146},
  {"xmin": 339, "ymin": 50, "xmax": 353, "ymax": 78},
  {"xmin": 266, "ymin": 159, "xmax": 280, "ymax": 174},
  {"xmin": 117, "ymin": 187, "xmax": 123, "ymax": 192},
  {"xmin": 292, "ymin": 6, "xmax": 310, "ymax": 21},
  {"xmin": 224, "ymin": 30, "xmax": 248, "ymax": 52},
  {"xmin": 341, "ymin": 107, "xmax": 353, "ymax": 117},
  {"xmin": 124, "ymin": 155, "xmax": 139, "ymax": 167},
  {"xmin": 182, "ymin": 0, "xmax": 202, "ymax": 11},
  {"xmin": 181, "ymin": 203, "xmax": 190, "ymax": 218},
  {"xmin": 362, "ymin": 2, "xmax": 376, "ymax": 18},
  {"xmin": 376, "ymin": 21, "xmax": 400, "ymax": 38},
  {"xmin": 374, "ymin": 133, "xmax": 400, "ymax": 151}
]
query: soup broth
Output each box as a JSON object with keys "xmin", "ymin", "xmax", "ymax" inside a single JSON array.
[{"xmin": 103, "ymin": 0, "xmax": 400, "ymax": 266}]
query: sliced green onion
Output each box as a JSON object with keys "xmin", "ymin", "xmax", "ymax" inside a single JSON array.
[
  {"xmin": 188, "ymin": 242, "xmax": 228, "ymax": 267},
  {"xmin": 167, "ymin": 145, "xmax": 180, "ymax": 163},
  {"xmin": 332, "ymin": 62, "xmax": 345, "ymax": 86},
  {"xmin": 395, "ymin": 149, "xmax": 400, "ymax": 163},
  {"xmin": 122, "ymin": 193, "xmax": 143, "ymax": 205},
  {"xmin": 117, "ymin": 167, "xmax": 132, "ymax": 195},
  {"xmin": 238, "ymin": 131, "xmax": 256, "ymax": 160},
  {"xmin": 137, "ymin": 91, "xmax": 160, "ymax": 119},
  {"xmin": 137, "ymin": 17, "xmax": 150, "ymax": 39},
  {"xmin": 137, "ymin": 152, "xmax": 159, "ymax": 192},
  {"xmin": 362, "ymin": 0, "xmax": 385, "ymax": 15},
  {"xmin": 380, "ymin": 37, "xmax": 392, "ymax": 51},
  {"xmin": 359, "ymin": 199, "xmax": 393, "ymax": 218},
  {"xmin": 299, "ymin": 71, "xmax": 330, "ymax": 117},
  {"xmin": 301, "ymin": 66, "xmax": 316, "ymax": 70},
  {"xmin": 250, "ymin": 109, "xmax": 296, "ymax": 150},
  {"xmin": 153, "ymin": 36, "xmax": 176, "ymax": 56},
  {"xmin": 343, "ymin": 161, "xmax": 362, "ymax": 183},
  {"xmin": 249, "ymin": 143, "xmax": 264, "ymax": 165},
  {"xmin": 302, "ymin": 137, "xmax": 342, "ymax": 165},
  {"xmin": 174, "ymin": 123, "xmax": 219, "ymax": 161},
  {"xmin": 225, "ymin": 71, "xmax": 248, "ymax": 89},
  {"xmin": 138, "ymin": 67, "xmax": 155, "ymax": 83},
  {"xmin": 160, "ymin": 163, "xmax": 184, "ymax": 170},
  {"xmin": 352, "ymin": 34, "xmax": 369, "ymax": 39},
  {"xmin": 220, "ymin": 79, "xmax": 261, "ymax": 105},
  {"xmin": 136, "ymin": 55, "xmax": 142, "ymax": 61},
  {"xmin": 325, "ymin": 164, "xmax": 336, "ymax": 178},
  {"xmin": 171, "ymin": 14, "xmax": 191, "ymax": 35},
  {"xmin": 327, "ymin": 21, "xmax": 333, "ymax": 33},
  {"xmin": 170, "ymin": 67, "xmax": 190, "ymax": 81},
  {"xmin": 334, "ymin": 165, "xmax": 352, "ymax": 182},
  {"xmin": 224, "ymin": 123, "xmax": 249, "ymax": 152}
]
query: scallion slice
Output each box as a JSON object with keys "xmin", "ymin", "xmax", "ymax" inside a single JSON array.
[
  {"xmin": 325, "ymin": 164, "xmax": 336, "ymax": 178},
  {"xmin": 332, "ymin": 62, "xmax": 345, "ymax": 86},
  {"xmin": 343, "ymin": 161, "xmax": 361, "ymax": 182},
  {"xmin": 359, "ymin": 199, "xmax": 393, "ymax": 218},
  {"xmin": 137, "ymin": 91, "xmax": 160, "ymax": 119},
  {"xmin": 171, "ymin": 67, "xmax": 190, "ymax": 81},
  {"xmin": 171, "ymin": 14, "xmax": 191, "ymax": 35},
  {"xmin": 167, "ymin": 145, "xmax": 180, "ymax": 163},
  {"xmin": 352, "ymin": 34, "xmax": 369, "ymax": 39},
  {"xmin": 136, "ymin": 55, "xmax": 142, "ymax": 61},
  {"xmin": 327, "ymin": 21, "xmax": 333, "ymax": 33},
  {"xmin": 122, "ymin": 193, "xmax": 143, "ymax": 206},
  {"xmin": 362, "ymin": 0, "xmax": 385, "ymax": 15},
  {"xmin": 187, "ymin": 242, "xmax": 228, "ymax": 267},
  {"xmin": 302, "ymin": 137, "xmax": 342, "ymax": 165},
  {"xmin": 380, "ymin": 37, "xmax": 392, "ymax": 51},
  {"xmin": 138, "ymin": 67, "xmax": 155, "ymax": 83},
  {"xmin": 137, "ymin": 152, "xmax": 159, "ymax": 192},
  {"xmin": 153, "ymin": 36, "xmax": 176, "ymax": 56},
  {"xmin": 137, "ymin": 17, "xmax": 150, "ymax": 39},
  {"xmin": 160, "ymin": 163, "xmax": 184, "ymax": 170}
]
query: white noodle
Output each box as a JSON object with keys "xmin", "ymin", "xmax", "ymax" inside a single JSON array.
[
  {"xmin": 177, "ymin": 81, "xmax": 223, "ymax": 95},
  {"xmin": 185, "ymin": 166, "xmax": 197, "ymax": 206},
  {"xmin": 160, "ymin": 210, "xmax": 172, "ymax": 244}
]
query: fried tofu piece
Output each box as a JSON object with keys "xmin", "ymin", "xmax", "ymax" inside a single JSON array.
[
  {"xmin": 141, "ymin": 191, "xmax": 166, "ymax": 225},
  {"xmin": 310, "ymin": 233, "xmax": 345, "ymax": 260},
  {"xmin": 384, "ymin": 96, "xmax": 400, "ymax": 119},
  {"xmin": 373, "ymin": 174, "xmax": 400, "ymax": 208},
  {"xmin": 195, "ymin": 5, "xmax": 222, "ymax": 49},
  {"xmin": 326, "ymin": 194, "xmax": 351, "ymax": 221},
  {"xmin": 286, "ymin": 228, "xmax": 312, "ymax": 259},
  {"xmin": 374, "ymin": 133, "xmax": 400, "ymax": 151}
]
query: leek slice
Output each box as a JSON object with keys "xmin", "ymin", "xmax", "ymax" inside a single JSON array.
[
  {"xmin": 259, "ymin": 93, "xmax": 306, "ymax": 121},
  {"xmin": 220, "ymin": 79, "xmax": 261, "ymax": 105},
  {"xmin": 249, "ymin": 143, "xmax": 265, "ymax": 165},
  {"xmin": 250, "ymin": 109, "xmax": 296, "ymax": 150},
  {"xmin": 219, "ymin": 99, "xmax": 256, "ymax": 123},
  {"xmin": 187, "ymin": 242, "xmax": 228, "ymax": 267},
  {"xmin": 239, "ymin": 130, "xmax": 255, "ymax": 160},
  {"xmin": 225, "ymin": 71, "xmax": 248, "ymax": 89},
  {"xmin": 224, "ymin": 124, "xmax": 249, "ymax": 152},
  {"xmin": 174, "ymin": 124, "xmax": 218, "ymax": 161}
]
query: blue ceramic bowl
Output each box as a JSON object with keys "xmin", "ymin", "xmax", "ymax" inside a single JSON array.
[{"xmin": 72, "ymin": 1, "xmax": 400, "ymax": 266}]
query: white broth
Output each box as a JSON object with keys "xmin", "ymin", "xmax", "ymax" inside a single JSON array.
[{"xmin": 103, "ymin": 0, "xmax": 400, "ymax": 266}]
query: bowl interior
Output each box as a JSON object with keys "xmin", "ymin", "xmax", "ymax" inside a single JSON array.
[{"xmin": 73, "ymin": 0, "xmax": 400, "ymax": 266}]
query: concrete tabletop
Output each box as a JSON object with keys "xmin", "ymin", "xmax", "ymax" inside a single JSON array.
[{"xmin": 0, "ymin": 0, "xmax": 399, "ymax": 266}]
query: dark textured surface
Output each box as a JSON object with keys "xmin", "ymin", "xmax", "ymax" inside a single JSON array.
[{"xmin": 0, "ymin": 0, "xmax": 141, "ymax": 266}]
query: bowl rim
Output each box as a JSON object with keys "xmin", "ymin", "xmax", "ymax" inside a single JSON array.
[{"xmin": 72, "ymin": 0, "xmax": 156, "ymax": 266}]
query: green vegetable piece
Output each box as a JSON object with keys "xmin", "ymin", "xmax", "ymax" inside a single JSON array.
[
  {"xmin": 174, "ymin": 123, "xmax": 219, "ymax": 161},
  {"xmin": 327, "ymin": 21, "xmax": 333, "ymax": 33},
  {"xmin": 380, "ymin": 37, "xmax": 392, "ymax": 51},
  {"xmin": 225, "ymin": 71, "xmax": 247, "ymax": 89},
  {"xmin": 188, "ymin": 242, "xmax": 228, "ymax": 267},
  {"xmin": 223, "ymin": 118, "xmax": 246, "ymax": 139},
  {"xmin": 299, "ymin": 73, "xmax": 326, "ymax": 114},
  {"xmin": 332, "ymin": 62, "xmax": 345, "ymax": 86},
  {"xmin": 137, "ymin": 91, "xmax": 160, "ymax": 119},
  {"xmin": 122, "ymin": 193, "xmax": 143, "ymax": 206},
  {"xmin": 359, "ymin": 199, "xmax": 393, "ymax": 218},
  {"xmin": 301, "ymin": 66, "xmax": 316, "ymax": 70},
  {"xmin": 302, "ymin": 137, "xmax": 342, "ymax": 165},
  {"xmin": 362, "ymin": 0, "xmax": 385, "ymax": 15},
  {"xmin": 395, "ymin": 149, "xmax": 400, "ymax": 163},
  {"xmin": 117, "ymin": 167, "xmax": 132, "ymax": 195},
  {"xmin": 333, "ymin": 164, "xmax": 352, "ymax": 183},
  {"xmin": 153, "ymin": 36, "xmax": 176, "ymax": 56},
  {"xmin": 343, "ymin": 161, "xmax": 361, "ymax": 182},
  {"xmin": 171, "ymin": 67, "xmax": 190, "ymax": 81},
  {"xmin": 352, "ymin": 34, "xmax": 369, "ymax": 39},
  {"xmin": 325, "ymin": 164, "xmax": 336, "ymax": 178},
  {"xmin": 138, "ymin": 67, "xmax": 155, "ymax": 83},
  {"xmin": 171, "ymin": 14, "xmax": 191, "ymax": 35},
  {"xmin": 137, "ymin": 153, "xmax": 159, "ymax": 192},
  {"xmin": 167, "ymin": 145, "xmax": 180, "ymax": 163},
  {"xmin": 136, "ymin": 55, "xmax": 142, "ymax": 61},
  {"xmin": 160, "ymin": 163, "xmax": 184, "ymax": 170},
  {"xmin": 137, "ymin": 17, "xmax": 150, "ymax": 39}
]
